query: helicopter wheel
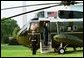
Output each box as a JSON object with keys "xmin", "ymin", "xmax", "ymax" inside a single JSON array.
[
  {"xmin": 57, "ymin": 43, "xmax": 65, "ymax": 54},
  {"xmin": 58, "ymin": 48, "xmax": 65, "ymax": 54}
]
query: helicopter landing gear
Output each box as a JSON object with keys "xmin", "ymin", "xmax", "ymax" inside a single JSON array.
[
  {"xmin": 58, "ymin": 43, "xmax": 65, "ymax": 54},
  {"xmin": 57, "ymin": 43, "xmax": 68, "ymax": 54},
  {"xmin": 58, "ymin": 48, "xmax": 65, "ymax": 54}
]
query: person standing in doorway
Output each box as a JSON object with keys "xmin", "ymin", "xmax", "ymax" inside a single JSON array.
[{"xmin": 43, "ymin": 22, "xmax": 49, "ymax": 46}]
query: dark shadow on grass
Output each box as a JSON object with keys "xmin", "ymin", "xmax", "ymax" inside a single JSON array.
[
  {"xmin": 46, "ymin": 50, "xmax": 83, "ymax": 54},
  {"xmin": 65, "ymin": 50, "xmax": 83, "ymax": 54}
]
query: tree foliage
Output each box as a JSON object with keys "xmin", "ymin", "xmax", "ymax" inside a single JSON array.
[
  {"xmin": 1, "ymin": 18, "xmax": 20, "ymax": 43},
  {"xmin": 12, "ymin": 26, "xmax": 20, "ymax": 38}
]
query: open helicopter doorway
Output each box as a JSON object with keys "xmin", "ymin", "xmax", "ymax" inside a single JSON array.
[{"xmin": 39, "ymin": 21, "xmax": 52, "ymax": 53}]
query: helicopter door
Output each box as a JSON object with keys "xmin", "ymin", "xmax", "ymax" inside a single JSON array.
[
  {"xmin": 40, "ymin": 21, "xmax": 52, "ymax": 53},
  {"xmin": 43, "ymin": 21, "xmax": 50, "ymax": 46}
]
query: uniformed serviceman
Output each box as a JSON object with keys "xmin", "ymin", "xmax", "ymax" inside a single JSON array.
[
  {"xmin": 30, "ymin": 23, "xmax": 38, "ymax": 55},
  {"xmin": 31, "ymin": 34, "xmax": 37, "ymax": 55}
]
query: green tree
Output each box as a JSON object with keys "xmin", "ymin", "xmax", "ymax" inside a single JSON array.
[
  {"xmin": 12, "ymin": 26, "xmax": 20, "ymax": 38},
  {"xmin": 1, "ymin": 18, "xmax": 19, "ymax": 43}
]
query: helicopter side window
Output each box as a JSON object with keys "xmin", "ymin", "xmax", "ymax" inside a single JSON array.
[
  {"xmin": 67, "ymin": 27, "xmax": 72, "ymax": 31},
  {"xmin": 59, "ymin": 22, "xmax": 68, "ymax": 32},
  {"xmin": 67, "ymin": 24, "xmax": 77, "ymax": 32},
  {"xmin": 60, "ymin": 22, "xmax": 82, "ymax": 32},
  {"xmin": 69, "ymin": 11, "xmax": 74, "ymax": 18},
  {"xmin": 58, "ymin": 10, "xmax": 83, "ymax": 19},
  {"xmin": 59, "ymin": 22, "xmax": 76, "ymax": 32},
  {"xmin": 73, "ymin": 22, "xmax": 83, "ymax": 32},
  {"xmin": 73, "ymin": 25, "xmax": 77, "ymax": 31},
  {"xmin": 37, "ymin": 11, "xmax": 45, "ymax": 18},
  {"xmin": 60, "ymin": 26, "xmax": 65, "ymax": 32},
  {"xmin": 58, "ymin": 11, "xmax": 64, "ymax": 16},
  {"xmin": 47, "ymin": 12, "xmax": 57, "ymax": 18}
]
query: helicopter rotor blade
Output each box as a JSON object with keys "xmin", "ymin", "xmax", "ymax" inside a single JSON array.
[
  {"xmin": 1, "ymin": 4, "xmax": 61, "ymax": 21},
  {"xmin": 1, "ymin": 3, "xmax": 60, "ymax": 10},
  {"xmin": 1, "ymin": 1, "xmax": 83, "ymax": 21},
  {"xmin": 71, "ymin": 1, "xmax": 83, "ymax": 4},
  {"xmin": 61, "ymin": 1, "xmax": 83, "ymax": 5},
  {"xmin": 1, "ymin": 1, "xmax": 82, "ymax": 10}
]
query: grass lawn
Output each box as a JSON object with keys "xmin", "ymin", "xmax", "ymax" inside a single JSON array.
[{"xmin": 1, "ymin": 44, "xmax": 83, "ymax": 57}]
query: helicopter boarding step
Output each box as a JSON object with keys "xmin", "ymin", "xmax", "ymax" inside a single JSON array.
[{"xmin": 40, "ymin": 39, "xmax": 52, "ymax": 53}]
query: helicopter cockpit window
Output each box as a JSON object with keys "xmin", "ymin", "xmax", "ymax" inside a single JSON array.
[
  {"xmin": 47, "ymin": 12, "xmax": 57, "ymax": 18},
  {"xmin": 37, "ymin": 11, "xmax": 45, "ymax": 18},
  {"xmin": 58, "ymin": 10, "xmax": 83, "ymax": 19}
]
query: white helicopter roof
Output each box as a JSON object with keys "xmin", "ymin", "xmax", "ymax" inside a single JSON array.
[
  {"xmin": 18, "ymin": 4, "xmax": 83, "ymax": 35},
  {"xmin": 44, "ymin": 4, "xmax": 83, "ymax": 12}
]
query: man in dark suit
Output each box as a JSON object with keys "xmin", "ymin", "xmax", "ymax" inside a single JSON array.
[{"xmin": 43, "ymin": 22, "xmax": 49, "ymax": 46}]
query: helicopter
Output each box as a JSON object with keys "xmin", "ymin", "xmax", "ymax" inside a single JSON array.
[{"xmin": 1, "ymin": 1, "xmax": 83, "ymax": 54}]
